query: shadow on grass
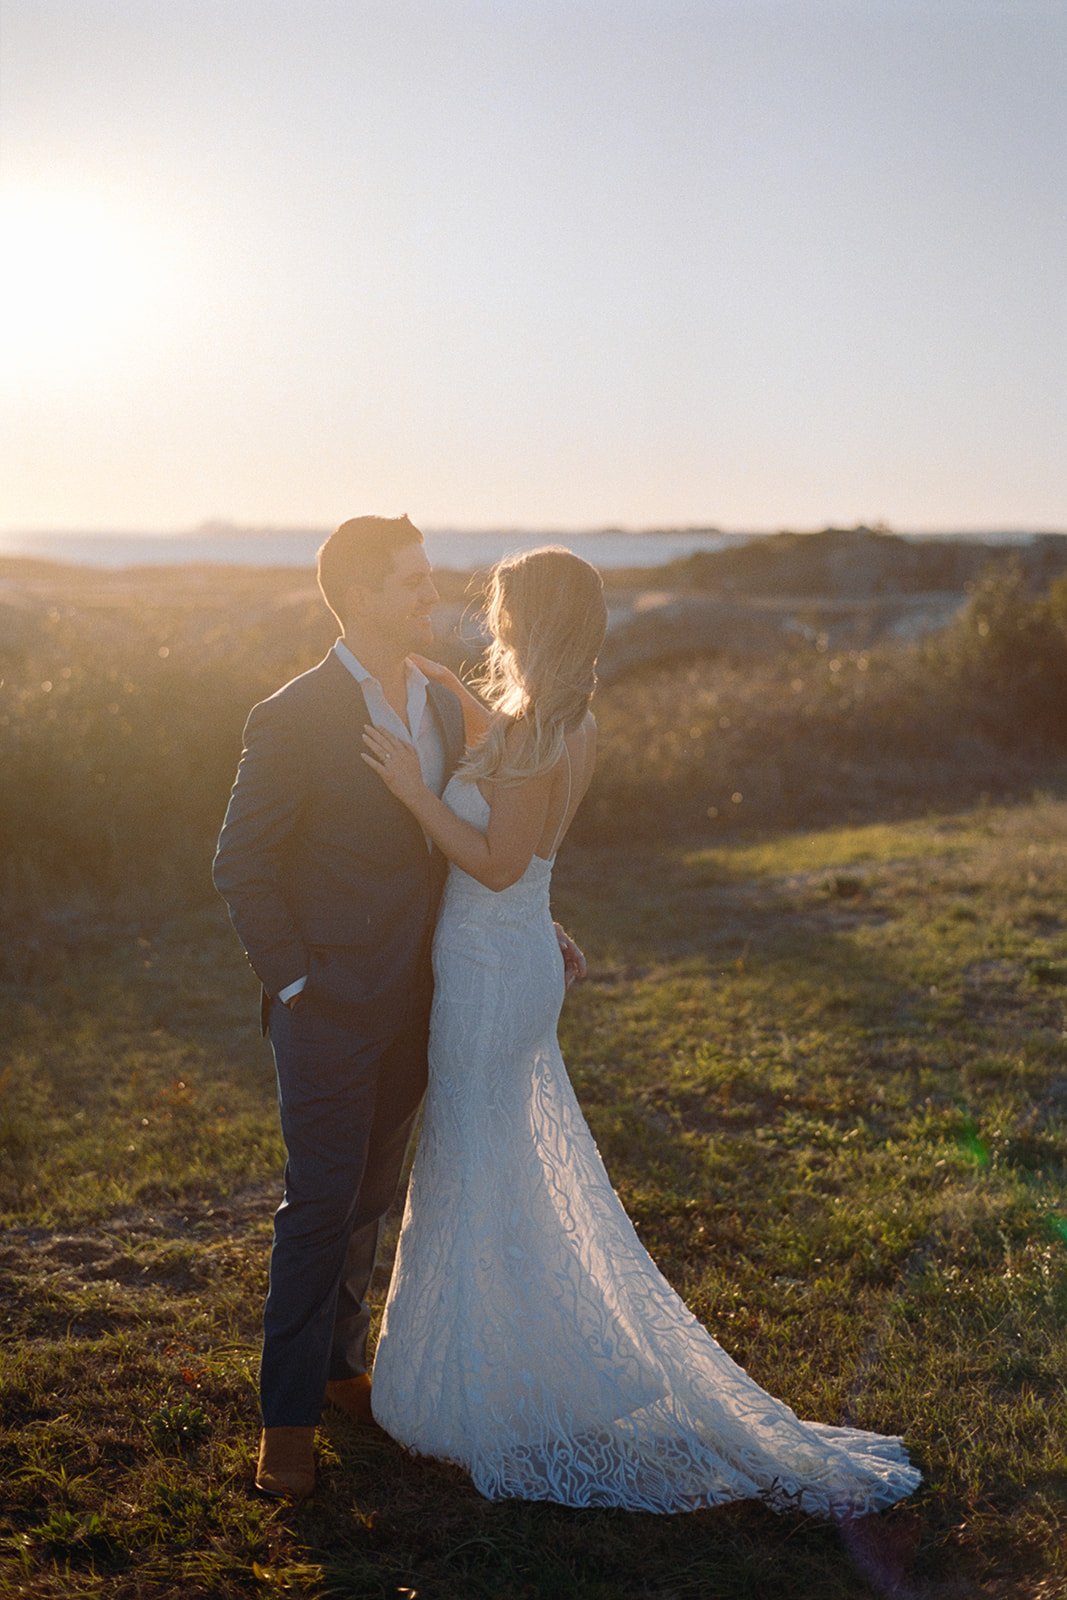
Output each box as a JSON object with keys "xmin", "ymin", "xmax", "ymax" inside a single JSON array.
[
  {"xmin": 305, "ymin": 1414, "xmax": 932, "ymax": 1600},
  {"xmin": 3, "ymin": 805, "xmax": 1065, "ymax": 1598}
]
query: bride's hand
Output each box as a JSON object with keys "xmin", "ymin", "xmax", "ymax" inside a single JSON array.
[
  {"xmin": 554, "ymin": 922, "xmax": 587, "ymax": 990},
  {"xmin": 409, "ymin": 653, "xmax": 456, "ymax": 686},
  {"xmin": 361, "ymin": 726, "xmax": 426, "ymax": 805}
]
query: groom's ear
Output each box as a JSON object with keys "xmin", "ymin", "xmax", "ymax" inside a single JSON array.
[{"xmin": 342, "ymin": 580, "xmax": 374, "ymax": 621}]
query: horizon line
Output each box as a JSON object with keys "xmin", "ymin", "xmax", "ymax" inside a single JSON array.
[{"xmin": 3, "ymin": 522, "xmax": 1066, "ymax": 540}]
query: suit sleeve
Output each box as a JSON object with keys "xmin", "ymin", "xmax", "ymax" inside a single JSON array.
[{"xmin": 211, "ymin": 697, "xmax": 308, "ymax": 998}]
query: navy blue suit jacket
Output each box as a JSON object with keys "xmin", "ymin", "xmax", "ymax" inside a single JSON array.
[{"xmin": 212, "ymin": 650, "xmax": 466, "ymax": 1037}]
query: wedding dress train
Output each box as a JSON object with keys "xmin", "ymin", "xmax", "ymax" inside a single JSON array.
[{"xmin": 371, "ymin": 774, "xmax": 920, "ymax": 1517}]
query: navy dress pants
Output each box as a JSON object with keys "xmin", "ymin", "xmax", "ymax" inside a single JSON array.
[{"xmin": 260, "ymin": 991, "xmax": 429, "ymax": 1428}]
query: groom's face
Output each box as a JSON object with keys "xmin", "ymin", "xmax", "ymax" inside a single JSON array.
[{"xmin": 356, "ymin": 539, "xmax": 439, "ymax": 653}]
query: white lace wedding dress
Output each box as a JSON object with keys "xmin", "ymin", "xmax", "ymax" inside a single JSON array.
[{"xmin": 371, "ymin": 773, "xmax": 921, "ymax": 1517}]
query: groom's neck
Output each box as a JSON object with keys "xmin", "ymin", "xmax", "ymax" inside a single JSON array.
[{"xmin": 341, "ymin": 628, "xmax": 408, "ymax": 698}]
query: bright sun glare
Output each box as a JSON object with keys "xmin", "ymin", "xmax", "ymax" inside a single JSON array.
[{"xmin": 0, "ymin": 189, "xmax": 176, "ymax": 391}]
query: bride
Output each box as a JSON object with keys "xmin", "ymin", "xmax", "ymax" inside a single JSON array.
[{"xmin": 360, "ymin": 546, "xmax": 920, "ymax": 1518}]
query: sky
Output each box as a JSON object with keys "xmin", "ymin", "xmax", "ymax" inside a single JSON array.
[{"xmin": 1, "ymin": 0, "xmax": 1064, "ymax": 534}]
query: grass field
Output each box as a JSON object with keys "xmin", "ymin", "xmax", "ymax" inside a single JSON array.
[{"xmin": 2, "ymin": 791, "xmax": 1065, "ymax": 1598}]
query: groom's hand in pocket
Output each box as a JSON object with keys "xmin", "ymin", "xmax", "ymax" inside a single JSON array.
[{"xmin": 278, "ymin": 975, "xmax": 308, "ymax": 1010}]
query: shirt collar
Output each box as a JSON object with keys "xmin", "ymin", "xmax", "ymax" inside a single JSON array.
[
  {"xmin": 334, "ymin": 638, "xmax": 372, "ymax": 683},
  {"xmin": 333, "ymin": 639, "xmax": 430, "ymax": 733},
  {"xmin": 334, "ymin": 638, "xmax": 428, "ymax": 691}
]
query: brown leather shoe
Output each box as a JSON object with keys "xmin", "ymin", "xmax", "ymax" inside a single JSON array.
[
  {"xmin": 254, "ymin": 1426, "xmax": 316, "ymax": 1499},
  {"xmin": 323, "ymin": 1373, "xmax": 376, "ymax": 1426}
]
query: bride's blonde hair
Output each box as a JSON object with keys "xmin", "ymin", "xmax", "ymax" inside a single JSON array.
[{"xmin": 461, "ymin": 546, "xmax": 607, "ymax": 786}]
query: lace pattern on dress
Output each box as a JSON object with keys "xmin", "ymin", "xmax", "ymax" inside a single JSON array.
[{"xmin": 371, "ymin": 774, "xmax": 921, "ymax": 1516}]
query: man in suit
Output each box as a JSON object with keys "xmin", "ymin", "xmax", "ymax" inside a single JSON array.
[{"xmin": 213, "ymin": 514, "xmax": 470, "ymax": 1499}]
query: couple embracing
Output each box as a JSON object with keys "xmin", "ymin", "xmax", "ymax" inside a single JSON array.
[{"xmin": 213, "ymin": 514, "xmax": 920, "ymax": 1517}]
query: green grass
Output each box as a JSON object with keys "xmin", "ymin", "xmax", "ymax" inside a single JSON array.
[{"xmin": 2, "ymin": 798, "xmax": 1066, "ymax": 1597}]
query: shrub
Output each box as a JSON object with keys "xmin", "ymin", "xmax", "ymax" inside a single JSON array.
[
  {"xmin": 2, "ymin": 562, "xmax": 1066, "ymax": 923},
  {"xmin": 580, "ymin": 640, "xmax": 1012, "ymax": 842},
  {"xmin": 929, "ymin": 561, "xmax": 1067, "ymax": 743}
]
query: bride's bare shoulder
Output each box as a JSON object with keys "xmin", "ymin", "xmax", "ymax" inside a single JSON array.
[
  {"xmin": 563, "ymin": 712, "xmax": 596, "ymax": 754},
  {"xmin": 565, "ymin": 713, "xmax": 597, "ymax": 784}
]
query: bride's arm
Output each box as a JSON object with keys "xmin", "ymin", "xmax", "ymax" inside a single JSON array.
[
  {"xmin": 361, "ymin": 725, "xmax": 553, "ymax": 891},
  {"xmin": 409, "ymin": 654, "xmax": 490, "ymax": 746}
]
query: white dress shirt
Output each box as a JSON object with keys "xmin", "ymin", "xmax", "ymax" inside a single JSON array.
[
  {"xmin": 277, "ymin": 641, "xmax": 447, "ymax": 1005},
  {"xmin": 333, "ymin": 638, "xmax": 446, "ymax": 801}
]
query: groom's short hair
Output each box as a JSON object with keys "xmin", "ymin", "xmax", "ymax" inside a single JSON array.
[{"xmin": 317, "ymin": 514, "xmax": 423, "ymax": 619}]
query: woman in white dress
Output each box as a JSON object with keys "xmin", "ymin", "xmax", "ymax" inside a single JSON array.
[{"xmin": 360, "ymin": 546, "xmax": 920, "ymax": 1518}]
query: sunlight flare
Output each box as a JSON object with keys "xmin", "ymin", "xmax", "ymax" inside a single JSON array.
[{"xmin": 0, "ymin": 187, "xmax": 181, "ymax": 391}]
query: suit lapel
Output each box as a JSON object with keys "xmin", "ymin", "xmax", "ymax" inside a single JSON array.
[
  {"xmin": 321, "ymin": 651, "xmax": 375, "ymax": 775},
  {"xmin": 321, "ymin": 652, "xmax": 428, "ymax": 853},
  {"xmin": 321, "ymin": 653, "xmax": 467, "ymax": 848}
]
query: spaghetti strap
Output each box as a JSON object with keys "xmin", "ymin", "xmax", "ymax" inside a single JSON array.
[{"xmin": 548, "ymin": 744, "xmax": 573, "ymax": 858}]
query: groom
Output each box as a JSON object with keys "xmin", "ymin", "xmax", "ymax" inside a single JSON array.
[
  {"xmin": 213, "ymin": 514, "xmax": 460, "ymax": 1498},
  {"xmin": 213, "ymin": 514, "xmax": 581, "ymax": 1500}
]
